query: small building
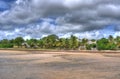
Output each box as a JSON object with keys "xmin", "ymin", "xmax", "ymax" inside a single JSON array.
[
  {"xmin": 88, "ymin": 40, "xmax": 97, "ymax": 50},
  {"xmin": 21, "ymin": 42, "xmax": 30, "ymax": 48},
  {"xmin": 79, "ymin": 46, "xmax": 86, "ymax": 50},
  {"xmin": 88, "ymin": 40, "xmax": 96, "ymax": 44}
]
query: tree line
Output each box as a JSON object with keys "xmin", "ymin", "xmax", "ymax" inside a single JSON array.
[{"xmin": 0, "ymin": 34, "xmax": 120, "ymax": 50}]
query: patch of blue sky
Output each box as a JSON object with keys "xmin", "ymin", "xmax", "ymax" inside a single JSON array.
[
  {"xmin": 0, "ymin": 0, "xmax": 16, "ymax": 2},
  {"xmin": 0, "ymin": 0, "xmax": 16, "ymax": 11},
  {"xmin": 35, "ymin": 18, "xmax": 57, "ymax": 26},
  {"xmin": 0, "ymin": 1, "xmax": 10, "ymax": 11},
  {"xmin": 100, "ymin": 25, "xmax": 115, "ymax": 38}
]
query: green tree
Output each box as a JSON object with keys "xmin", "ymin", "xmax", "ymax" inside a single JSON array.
[
  {"xmin": 108, "ymin": 35, "xmax": 114, "ymax": 42},
  {"xmin": 97, "ymin": 38, "xmax": 116, "ymax": 50},
  {"xmin": 41, "ymin": 34, "xmax": 59, "ymax": 48},
  {"xmin": 65, "ymin": 38, "xmax": 71, "ymax": 49},
  {"xmin": 14, "ymin": 37, "xmax": 24, "ymax": 48},
  {"xmin": 115, "ymin": 36, "xmax": 120, "ymax": 49},
  {"xmin": 69, "ymin": 35, "xmax": 79, "ymax": 49},
  {"xmin": 82, "ymin": 38, "xmax": 88, "ymax": 45},
  {"xmin": 0, "ymin": 39, "xmax": 13, "ymax": 48},
  {"xmin": 57, "ymin": 38, "xmax": 66, "ymax": 49},
  {"xmin": 81, "ymin": 38, "xmax": 88, "ymax": 49},
  {"xmin": 38, "ymin": 39, "xmax": 44, "ymax": 48},
  {"xmin": 86, "ymin": 44, "xmax": 96, "ymax": 50}
]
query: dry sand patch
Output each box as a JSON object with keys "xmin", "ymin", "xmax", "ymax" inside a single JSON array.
[{"xmin": 0, "ymin": 50, "xmax": 120, "ymax": 79}]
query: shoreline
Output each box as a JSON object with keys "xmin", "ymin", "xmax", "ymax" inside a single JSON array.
[{"xmin": 0, "ymin": 48, "xmax": 120, "ymax": 54}]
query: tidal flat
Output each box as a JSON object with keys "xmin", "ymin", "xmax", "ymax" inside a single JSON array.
[{"xmin": 0, "ymin": 50, "xmax": 120, "ymax": 79}]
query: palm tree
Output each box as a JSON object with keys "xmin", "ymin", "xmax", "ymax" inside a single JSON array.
[
  {"xmin": 69, "ymin": 35, "xmax": 79, "ymax": 49},
  {"xmin": 81, "ymin": 38, "xmax": 88, "ymax": 50},
  {"xmin": 108, "ymin": 35, "xmax": 114, "ymax": 42},
  {"xmin": 115, "ymin": 36, "xmax": 120, "ymax": 49}
]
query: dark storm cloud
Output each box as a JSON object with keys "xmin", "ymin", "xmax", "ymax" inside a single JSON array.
[{"xmin": 0, "ymin": 0, "xmax": 120, "ymax": 39}]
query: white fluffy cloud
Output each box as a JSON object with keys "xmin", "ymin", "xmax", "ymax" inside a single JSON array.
[{"xmin": 0, "ymin": 0, "xmax": 120, "ymax": 39}]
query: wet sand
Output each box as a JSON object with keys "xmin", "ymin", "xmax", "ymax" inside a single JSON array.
[{"xmin": 0, "ymin": 50, "xmax": 120, "ymax": 79}]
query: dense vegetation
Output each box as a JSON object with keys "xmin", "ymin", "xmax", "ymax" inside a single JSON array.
[{"xmin": 0, "ymin": 34, "xmax": 120, "ymax": 50}]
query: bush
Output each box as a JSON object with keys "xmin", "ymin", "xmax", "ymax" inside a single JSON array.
[
  {"xmin": 97, "ymin": 38, "xmax": 116, "ymax": 50},
  {"xmin": 0, "ymin": 44, "xmax": 13, "ymax": 48}
]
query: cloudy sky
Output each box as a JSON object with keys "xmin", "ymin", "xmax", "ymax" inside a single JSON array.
[{"xmin": 0, "ymin": 0, "xmax": 120, "ymax": 40}]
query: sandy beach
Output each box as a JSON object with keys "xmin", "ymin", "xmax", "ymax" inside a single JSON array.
[{"xmin": 0, "ymin": 50, "xmax": 120, "ymax": 79}]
